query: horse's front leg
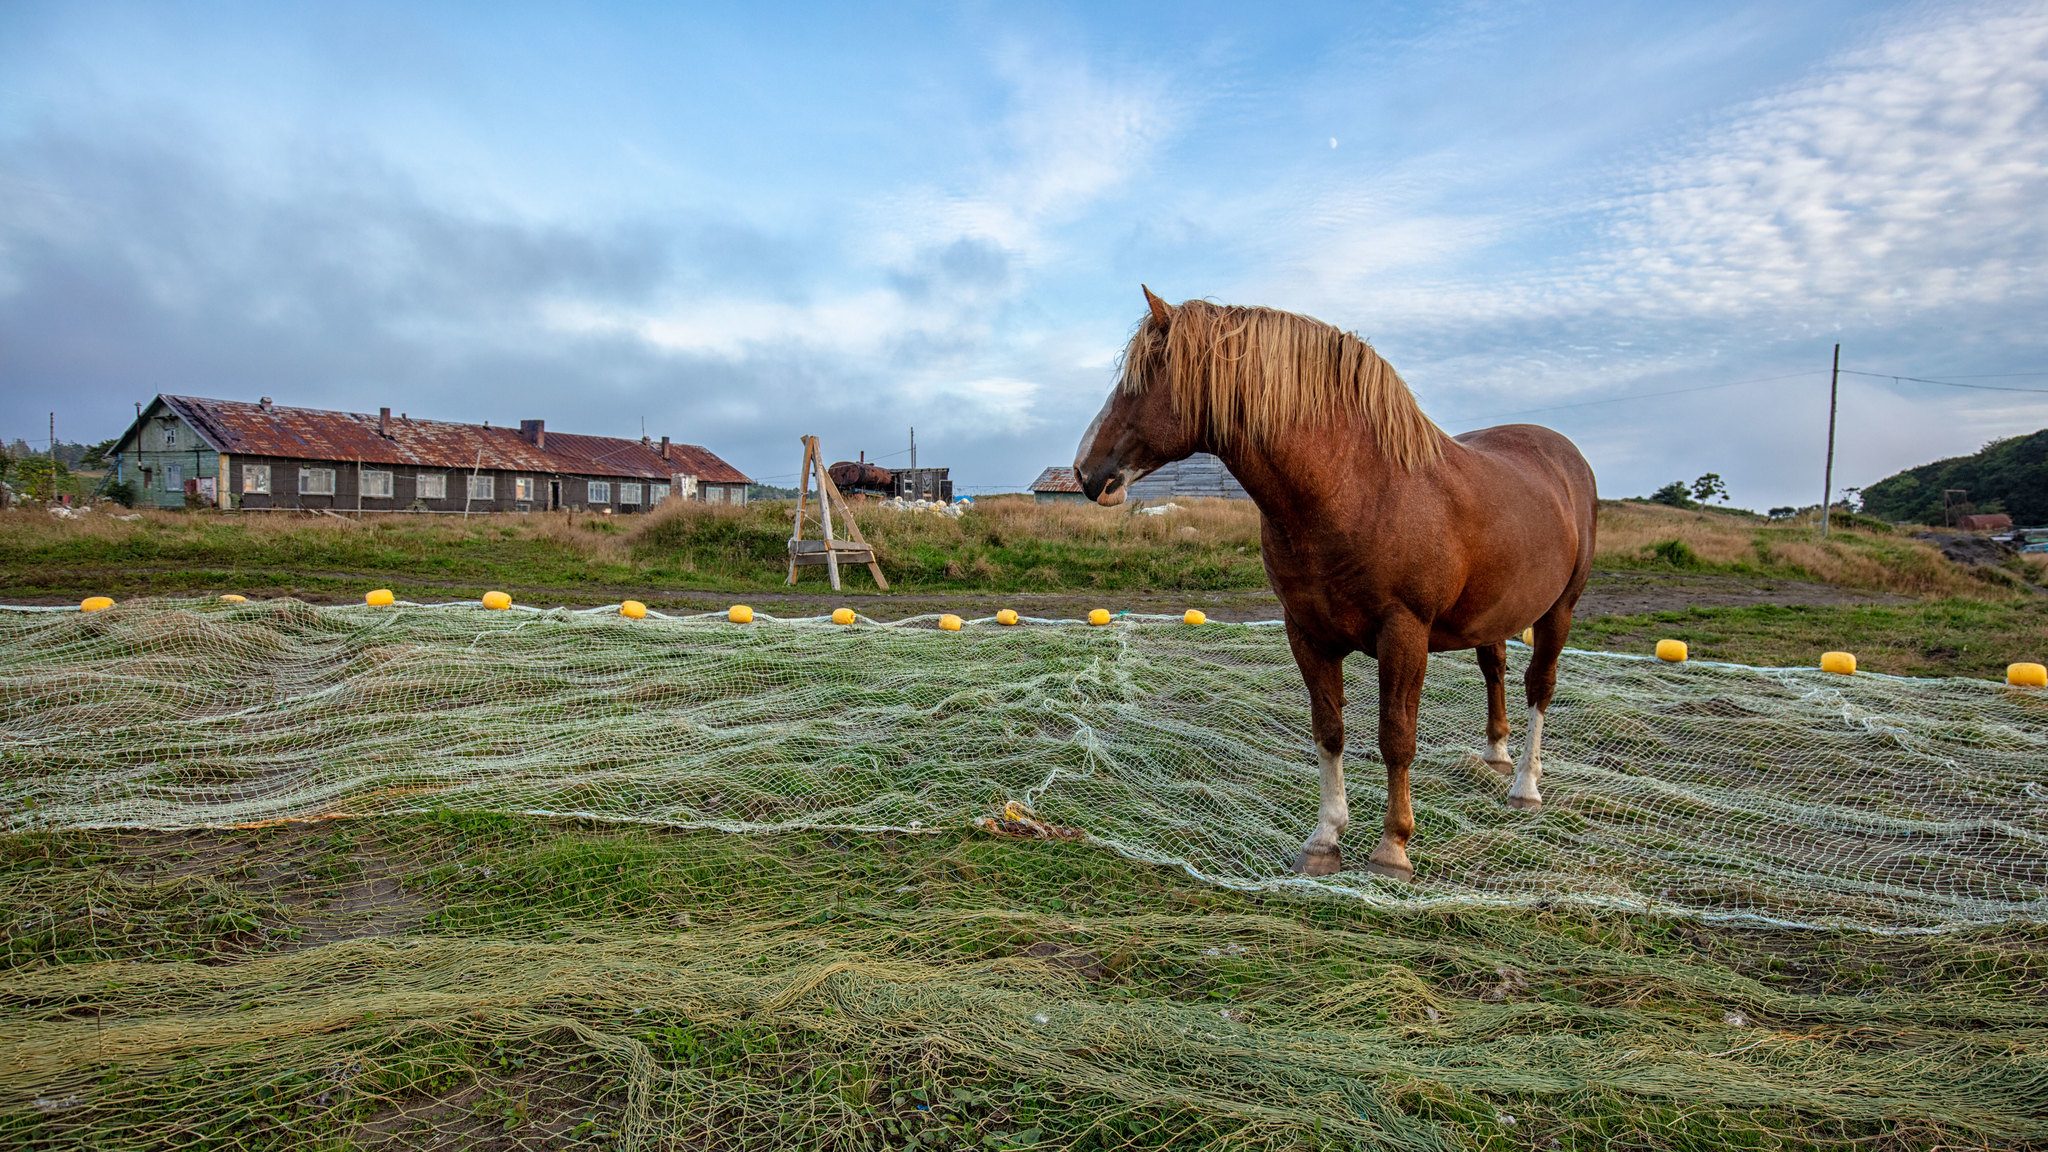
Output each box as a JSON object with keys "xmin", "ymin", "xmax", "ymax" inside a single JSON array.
[
  {"xmin": 1286, "ymin": 625, "xmax": 1349, "ymax": 877},
  {"xmin": 1475, "ymin": 640, "xmax": 1513, "ymax": 775},
  {"xmin": 1368, "ymin": 617, "xmax": 1430, "ymax": 880}
]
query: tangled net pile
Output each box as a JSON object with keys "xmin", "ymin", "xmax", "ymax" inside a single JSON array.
[
  {"xmin": 5, "ymin": 598, "xmax": 2044, "ymax": 932},
  {"xmin": 5, "ymin": 599, "xmax": 2048, "ymax": 1149}
]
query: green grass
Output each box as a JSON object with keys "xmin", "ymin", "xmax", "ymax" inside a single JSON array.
[
  {"xmin": 0, "ymin": 498, "xmax": 1272, "ymax": 603},
  {"xmin": 6, "ymin": 815, "xmax": 2046, "ymax": 1150},
  {"xmin": 1572, "ymin": 598, "xmax": 2048, "ymax": 679}
]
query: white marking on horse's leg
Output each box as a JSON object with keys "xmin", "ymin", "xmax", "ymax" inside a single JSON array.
[
  {"xmin": 1508, "ymin": 706, "xmax": 1544, "ymax": 809},
  {"xmin": 1485, "ymin": 735, "xmax": 1511, "ymax": 770},
  {"xmin": 1302, "ymin": 745, "xmax": 1348, "ymax": 854}
]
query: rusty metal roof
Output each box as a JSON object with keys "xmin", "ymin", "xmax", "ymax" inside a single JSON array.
[
  {"xmin": 1030, "ymin": 466, "xmax": 1084, "ymax": 493},
  {"xmin": 146, "ymin": 396, "xmax": 748, "ymax": 482}
]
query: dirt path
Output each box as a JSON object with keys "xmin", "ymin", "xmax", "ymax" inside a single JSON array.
[{"xmin": 3, "ymin": 570, "xmax": 1915, "ymax": 621}]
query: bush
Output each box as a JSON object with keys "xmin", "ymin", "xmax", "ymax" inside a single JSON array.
[
  {"xmin": 1646, "ymin": 538, "xmax": 1702, "ymax": 568},
  {"xmin": 1648, "ymin": 481, "xmax": 1696, "ymax": 509}
]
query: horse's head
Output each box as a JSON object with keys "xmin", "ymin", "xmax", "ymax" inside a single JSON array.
[{"xmin": 1074, "ymin": 286, "xmax": 1199, "ymax": 506}]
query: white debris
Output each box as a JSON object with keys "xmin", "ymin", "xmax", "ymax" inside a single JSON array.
[
  {"xmin": 1134, "ymin": 503, "xmax": 1182, "ymax": 516},
  {"xmin": 876, "ymin": 496, "xmax": 973, "ymax": 517}
]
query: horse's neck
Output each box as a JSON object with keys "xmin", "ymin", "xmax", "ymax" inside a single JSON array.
[{"xmin": 1213, "ymin": 425, "xmax": 1398, "ymax": 521}]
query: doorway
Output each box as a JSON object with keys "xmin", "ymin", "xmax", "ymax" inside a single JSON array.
[{"xmin": 549, "ymin": 479, "xmax": 561, "ymax": 511}]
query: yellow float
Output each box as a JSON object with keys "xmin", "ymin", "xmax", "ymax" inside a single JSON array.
[
  {"xmin": 1088, "ymin": 609, "xmax": 1112, "ymax": 626},
  {"xmin": 1183, "ymin": 609, "xmax": 1207, "ymax": 625},
  {"xmin": 1655, "ymin": 639, "xmax": 1687, "ymax": 662},
  {"xmin": 996, "ymin": 609, "xmax": 1019, "ymax": 626},
  {"xmin": 728, "ymin": 604, "xmax": 754, "ymax": 624},
  {"xmin": 365, "ymin": 589, "xmax": 395, "ymax": 607},
  {"xmin": 832, "ymin": 607, "xmax": 856, "ymax": 625},
  {"xmin": 620, "ymin": 600, "xmax": 647, "ymax": 619},
  {"xmin": 1519, "ymin": 627, "xmax": 1535, "ymax": 645},
  {"xmin": 1820, "ymin": 651, "xmax": 1857, "ymax": 675},
  {"xmin": 219, "ymin": 594, "xmax": 247, "ymax": 604},
  {"xmin": 79, "ymin": 596, "xmax": 114, "ymax": 612},
  {"xmin": 938, "ymin": 614, "xmax": 963, "ymax": 631},
  {"xmin": 481, "ymin": 591, "xmax": 512, "ymax": 610},
  {"xmin": 2007, "ymin": 662, "xmax": 2047, "ymax": 688}
]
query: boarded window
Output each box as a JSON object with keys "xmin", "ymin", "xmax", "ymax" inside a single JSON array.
[
  {"xmin": 515, "ymin": 476, "xmax": 535, "ymax": 501},
  {"xmin": 362, "ymin": 470, "xmax": 394, "ymax": 498},
  {"xmin": 418, "ymin": 473, "xmax": 447, "ymax": 499},
  {"xmin": 620, "ymin": 482, "xmax": 642, "ymax": 505},
  {"xmin": 468, "ymin": 474, "xmax": 494, "ymax": 501},
  {"xmin": 589, "ymin": 481, "xmax": 612, "ymax": 503},
  {"xmin": 242, "ymin": 464, "xmax": 271, "ymax": 494},
  {"xmin": 649, "ymin": 483, "xmax": 669, "ymax": 504},
  {"xmin": 705, "ymin": 484, "xmax": 725, "ymax": 504},
  {"xmin": 165, "ymin": 463, "xmax": 184, "ymax": 491},
  {"xmin": 300, "ymin": 468, "xmax": 336, "ymax": 496}
]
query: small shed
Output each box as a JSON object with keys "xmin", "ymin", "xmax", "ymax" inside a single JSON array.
[
  {"xmin": 1030, "ymin": 467, "xmax": 1088, "ymax": 504},
  {"xmin": 1126, "ymin": 453, "xmax": 1249, "ymax": 501}
]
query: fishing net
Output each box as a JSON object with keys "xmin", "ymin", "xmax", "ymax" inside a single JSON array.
[
  {"xmin": 5, "ymin": 598, "xmax": 2048, "ymax": 1150},
  {"xmin": 3, "ymin": 598, "xmax": 2043, "ymax": 933}
]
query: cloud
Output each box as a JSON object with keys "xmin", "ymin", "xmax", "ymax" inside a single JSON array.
[{"xmin": 0, "ymin": 41, "xmax": 1172, "ymax": 488}]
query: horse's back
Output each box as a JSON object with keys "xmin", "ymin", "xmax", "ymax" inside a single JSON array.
[{"xmin": 1452, "ymin": 424, "xmax": 1597, "ymax": 526}]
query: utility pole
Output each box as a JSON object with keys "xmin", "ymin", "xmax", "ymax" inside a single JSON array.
[
  {"xmin": 1820, "ymin": 343, "xmax": 1840, "ymax": 538},
  {"xmin": 909, "ymin": 427, "xmax": 917, "ymax": 472},
  {"xmin": 49, "ymin": 412, "xmax": 55, "ymax": 459}
]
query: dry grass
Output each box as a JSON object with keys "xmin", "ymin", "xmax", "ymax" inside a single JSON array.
[{"xmin": 1593, "ymin": 501, "xmax": 2034, "ymax": 600}]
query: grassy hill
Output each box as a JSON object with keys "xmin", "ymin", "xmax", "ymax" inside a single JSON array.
[{"xmin": 1859, "ymin": 428, "xmax": 2048, "ymax": 525}]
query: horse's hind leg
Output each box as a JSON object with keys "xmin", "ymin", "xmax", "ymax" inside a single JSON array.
[
  {"xmin": 1286, "ymin": 625, "xmax": 1349, "ymax": 877},
  {"xmin": 1476, "ymin": 641, "xmax": 1514, "ymax": 776},
  {"xmin": 1510, "ymin": 606, "xmax": 1571, "ymax": 811}
]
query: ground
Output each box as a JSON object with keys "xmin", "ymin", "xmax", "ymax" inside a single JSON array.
[{"xmin": 4, "ymin": 500, "xmax": 2047, "ymax": 1150}]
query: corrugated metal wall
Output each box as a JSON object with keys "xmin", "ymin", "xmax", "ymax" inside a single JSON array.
[{"xmin": 1127, "ymin": 453, "xmax": 1249, "ymax": 501}]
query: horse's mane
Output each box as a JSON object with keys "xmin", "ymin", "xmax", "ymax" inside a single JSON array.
[{"xmin": 1120, "ymin": 299, "xmax": 1446, "ymax": 470}]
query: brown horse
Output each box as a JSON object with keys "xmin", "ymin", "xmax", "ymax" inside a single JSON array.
[{"xmin": 1075, "ymin": 288, "xmax": 1597, "ymax": 879}]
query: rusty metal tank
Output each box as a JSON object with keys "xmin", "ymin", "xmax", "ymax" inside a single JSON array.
[{"xmin": 828, "ymin": 460, "xmax": 894, "ymax": 493}]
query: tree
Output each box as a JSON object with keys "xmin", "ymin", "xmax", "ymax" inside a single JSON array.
[
  {"xmin": 80, "ymin": 437, "xmax": 119, "ymax": 470},
  {"xmin": 1649, "ymin": 481, "xmax": 1695, "ymax": 509},
  {"xmin": 13, "ymin": 457, "xmax": 68, "ymax": 502},
  {"xmin": 1689, "ymin": 473, "xmax": 1728, "ymax": 505},
  {"xmin": 1767, "ymin": 506, "xmax": 1797, "ymax": 520}
]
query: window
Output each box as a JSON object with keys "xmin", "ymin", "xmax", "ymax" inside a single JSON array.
[
  {"xmin": 417, "ymin": 473, "xmax": 447, "ymax": 500},
  {"xmin": 620, "ymin": 482, "xmax": 642, "ymax": 505},
  {"xmin": 361, "ymin": 469, "xmax": 393, "ymax": 498},
  {"xmin": 649, "ymin": 483, "xmax": 669, "ymax": 504},
  {"xmin": 163, "ymin": 426, "xmax": 178, "ymax": 448},
  {"xmin": 588, "ymin": 480, "xmax": 611, "ymax": 503},
  {"xmin": 468, "ymin": 474, "xmax": 494, "ymax": 500},
  {"xmin": 705, "ymin": 484, "xmax": 725, "ymax": 504},
  {"xmin": 165, "ymin": 463, "xmax": 184, "ymax": 491},
  {"xmin": 515, "ymin": 476, "xmax": 535, "ymax": 501},
  {"xmin": 242, "ymin": 464, "xmax": 271, "ymax": 494},
  {"xmin": 299, "ymin": 467, "xmax": 336, "ymax": 496}
]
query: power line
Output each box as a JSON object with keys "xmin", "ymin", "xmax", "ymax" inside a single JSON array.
[
  {"xmin": 1838, "ymin": 369, "xmax": 2048, "ymax": 394},
  {"xmin": 1447, "ymin": 370, "xmax": 1824, "ymax": 422},
  {"xmin": 1449, "ymin": 362, "xmax": 2048, "ymax": 424}
]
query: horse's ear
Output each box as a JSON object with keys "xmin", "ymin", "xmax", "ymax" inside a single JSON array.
[{"xmin": 1142, "ymin": 285, "xmax": 1172, "ymax": 329}]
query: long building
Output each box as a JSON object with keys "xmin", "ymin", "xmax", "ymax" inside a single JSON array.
[
  {"xmin": 1029, "ymin": 453, "xmax": 1250, "ymax": 504},
  {"xmin": 110, "ymin": 395, "xmax": 751, "ymax": 512}
]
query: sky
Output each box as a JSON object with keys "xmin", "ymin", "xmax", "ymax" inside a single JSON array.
[{"xmin": 1, "ymin": 0, "xmax": 2045, "ymax": 507}]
